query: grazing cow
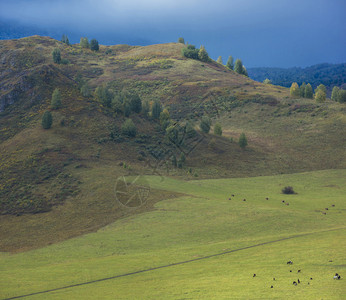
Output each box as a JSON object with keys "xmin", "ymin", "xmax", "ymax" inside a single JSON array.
[
  {"xmin": 325, "ymin": 208, "xmax": 329, "ymax": 210},
  {"xmin": 293, "ymin": 281, "xmax": 297, "ymax": 286},
  {"xmin": 266, "ymin": 197, "xmax": 269, "ymax": 200},
  {"xmin": 333, "ymin": 273, "xmax": 341, "ymax": 280},
  {"xmin": 253, "ymin": 274, "xmax": 256, "ymax": 277},
  {"xmin": 298, "ymin": 279, "xmax": 300, "ymax": 284},
  {"xmin": 287, "ymin": 260, "xmax": 293, "ymax": 265},
  {"xmin": 271, "ymin": 285, "xmax": 273, "ymax": 288},
  {"xmin": 322, "ymin": 212, "xmax": 326, "ymax": 215},
  {"xmin": 273, "ymin": 278, "xmax": 275, "ymax": 280},
  {"xmin": 228, "ymin": 198, "xmax": 231, "ymax": 200},
  {"xmin": 243, "ymin": 199, "xmax": 246, "ymax": 201},
  {"xmin": 286, "ymin": 203, "xmax": 290, "ymax": 206},
  {"xmin": 310, "ymin": 277, "xmax": 313, "ymax": 280},
  {"xmin": 282, "ymin": 200, "xmax": 285, "ymax": 203},
  {"xmin": 232, "ymin": 194, "xmax": 235, "ymax": 197},
  {"xmin": 298, "ymin": 270, "xmax": 301, "ymax": 273},
  {"xmin": 308, "ymin": 282, "xmax": 310, "ymax": 285},
  {"xmin": 290, "ymin": 270, "xmax": 292, "ymax": 272},
  {"xmin": 331, "ymin": 204, "xmax": 335, "ymax": 207}
]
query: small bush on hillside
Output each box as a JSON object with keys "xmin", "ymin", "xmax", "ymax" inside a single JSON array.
[
  {"xmin": 51, "ymin": 88, "xmax": 62, "ymax": 109},
  {"xmin": 42, "ymin": 111, "xmax": 53, "ymax": 129},
  {"xmin": 178, "ymin": 37, "xmax": 185, "ymax": 44},
  {"xmin": 238, "ymin": 133, "xmax": 248, "ymax": 149},
  {"xmin": 151, "ymin": 100, "xmax": 162, "ymax": 119},
  {"xmin": 182, "ymin": 45, "xmax": 199, "ymax": 59},
  {"xmin": 121, "ymin": 119, "xmax": 137, "ymax": 137},
  {"xmin": 200, "ymin": 116, "xmax": 211, "ymax": 133},
  {"xmin": 282, "ymin": 186, "xmax": 296, "ymax": 194},
  {"xmin": 214, "ymin": 123, "xmax": 222, "ymax": 136}
]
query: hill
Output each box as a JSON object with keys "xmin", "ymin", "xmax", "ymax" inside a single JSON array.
[
  {"xmin": 248, "ymin": 63, "xmax": 346, "ymax": 94},
  {"xmin": 0, "ymin": 36, "xmax": 345, "ymax": 252}
]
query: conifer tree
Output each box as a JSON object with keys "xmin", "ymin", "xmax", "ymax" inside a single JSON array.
[
  {"xmin": 304, "ymin": 83, "xmax": 313, "ymax": 98},
  {"xmin": 300, "ymin": 82, "xmax": 306, "ymax": 97},
  {"xmin": 198, "ymin": 46, "xmax": 210, "ymax": 62},
  {"xmin": 216, "ymin": 56, "xmax": 223, "ymax": 64},
  {"xmin": 80, "ymin": 37, "xmax": 89, "ymax": 49},
  {"xmin": 178, "ymin": 37, "xmax": 185, "ymax": 44},
  {"xmin": 234, "ymin": 59, "xmax": 244, "ymax": 74},
  {"xmin": 290, "ymin": 82, "xmax": 300, "ymax": 97},
  {"xmin": 331, "ymin": 86, "xmax": 340, "ymax": 101},
  {"xmin": 315, "ymin": 89, "xmax": 326, "ymax": 103},
  {"xmin": 90, "ymin": 39, "xmax": 99, "ymax": 51},
  {"xmin": 316, "ymin": 84, "xmax": 327, "ymax": 95},
  {"xmin": 226, "ymin": 56, "xmax": 234, "ymax": 70},
  {"xmin": 52, "ymin": 48, "xmax": 61, "ymax": 64}
]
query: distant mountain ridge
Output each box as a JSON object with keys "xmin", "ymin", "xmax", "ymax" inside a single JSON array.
[{"xmin": 248, "ymin": 63, "xmax": 346, "ymax": 93}]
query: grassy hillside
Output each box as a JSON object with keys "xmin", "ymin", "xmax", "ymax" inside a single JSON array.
[
  {"xmin": 1, "ymin": 170, "xmax": 345, "ymax": 299},
  {"xmin": 0, "ymin": 36, "xmax": 345, "ymax": 252}
]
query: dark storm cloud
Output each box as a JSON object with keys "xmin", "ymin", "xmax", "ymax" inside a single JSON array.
[{"xmin": 1, "ymin": 0, "xmax": 345, "ymax": 67}]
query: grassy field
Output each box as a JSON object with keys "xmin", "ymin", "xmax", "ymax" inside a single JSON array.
[{"xmin": 1, "ymin": 169, "xmax": 345, "ymax": 299}]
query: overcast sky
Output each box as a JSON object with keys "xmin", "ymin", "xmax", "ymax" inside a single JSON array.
[{"xmin": 1, "ymin": 0, "xmax": 345, "ymax": 68}]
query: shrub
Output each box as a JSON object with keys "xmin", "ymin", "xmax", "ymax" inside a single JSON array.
[
  {"xmin": 80, "ymin": 83, "xmax": 91, "ymax": 97},
  {"xmin": 121, "ymin": 119, "xmax": 137, "ymax": 137},
  {"xmin": 51, "ymin": 88, "xmax": 62, "ymax": 109},
  {"xmin": 282, "ymin": 186, "xmax": 296, "ymax": 194},
  {"xmin": 182, "ymin": 45, "xmax": 199, "ymax": 59},
  {"xmin": 129, "ymin": 93, "xmax": 142, "ymax": 113},
  {"xmin": 151, "ymin": 100, "xmax": 162, "ymax": 119},
  {"xmin": 214, "ymin": 123, "xmax": 222, "ymax": 136},
  {"xmin": 200, "ymin": 116, "xmax": 211, "ymax": 133},
  {"xmin": 42, "ymin": 111, "xmax": 53, "ymax": 129},
  {"xmin": 160, "ymin": 109, "xmax": 170, "ymax": 130},
  {"xmin": 178, "ymin": 37, "xmax": 185, "ymax": 44},
  {"xmin": 142, "ymin": 100, "xmax": 150, "ymax": 117},
  {"xmin": 263, "ymin": 78, "xmax": 272, "ymax": 84},
  {"xmin": 238, "ymin": 132, "xmax": 248, "ymax": 149}
]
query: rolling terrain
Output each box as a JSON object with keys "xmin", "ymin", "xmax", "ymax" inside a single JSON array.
[{"xmin": 0, "ymin": 36, "xmax": 345, "ymax": 299}]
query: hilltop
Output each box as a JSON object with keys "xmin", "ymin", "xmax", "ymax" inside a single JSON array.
[
  {"xmin": 248, "ymin": 63, "xmax": 346, "ymax": 93},
  {"xmin": 0, "ymin": 36, "xmax": 345, "ymax": 251}
]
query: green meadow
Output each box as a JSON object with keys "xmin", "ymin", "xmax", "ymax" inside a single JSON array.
[{"xmin": 1, "ymin": 169, "xmax": 345, "ymax": 299}]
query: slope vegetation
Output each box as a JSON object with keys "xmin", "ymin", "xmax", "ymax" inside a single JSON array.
[{"xmin": 0, "ymin": 36, "xmax": 345, "ymax": 251}]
